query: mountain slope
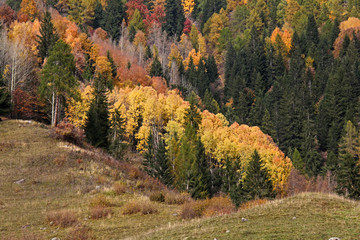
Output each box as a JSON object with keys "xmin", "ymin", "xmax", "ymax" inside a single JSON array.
[{"xmin": 139, "ymin": 193, "xmax": 360, "ymax": 240}]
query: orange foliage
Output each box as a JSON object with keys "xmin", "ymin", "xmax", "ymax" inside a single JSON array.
[
  {"xmin": 150, "ymin": 76, "xmax": 167, "ymax": 93},
  {"xmin": 94, "ymin": 28, "xmax": 108, "ymax": 40},
  {"xmin": 333, "ymin": 17, "xmax": 360, "ymax": 58},
  {"xmin": 183, "ymin": 48, "xmax": 202, "ymax": 69},
  {"xmin": 270, "ymin": 27, "xmax": 292, "ymax": 53},
  {"xmin": 20, "ymin": 0, "xmax": 38, "ymax": 20},
  {"xmin": 0, "ymin": 5, "xmax": 17, "ymax": 27}
]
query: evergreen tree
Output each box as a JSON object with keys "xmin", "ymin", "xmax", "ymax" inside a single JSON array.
[
  {"xmin": 93, "ymin": 0, "xmax": 104, "ymax": 29},
  {"xmin": 109, "ymin": 108, "xmax": 126, "ymax": 159},
  {"xmin": 292, "ymin": 148, "xmax": 305, "ymax": 174},
  {"xmin": 39, "ymin": 40, "xmax": 78, "ymax": 126},
  {"xmin": 103, "ymin": 0, "xmax": 126, "ymax": 42},
  {"xmin": 107, "ymin": 51, "xmax": 117, "ymax": 79},
  {"xmin": 150, "ymin": 56, "xmax": 163, "ymax": 77},
  {"xmin": 0, "ymin": 73, "xmax": 11, "ymax": 116},
  {"xmin": 305, "ymin": 14, "xmax": 319, "ymax": 48},
  {"xmin": 189, "ymin": 139, "xmax": 211, "ymax": 199},
  {"xmin": 84, "ymin": 75, "xmax": 110, "ymax": 149},
  {"xmin": 37, "ymin": 11, "xmax": 59, "ymax": 64},
  {"xmin": 163, "ymin": 0, "xmax": 185, "ymax": 38},
  {"xmin": 243, "ymin": 150, "xmax": 275, "ymax": 200},
  {"xmin": 261, "ymin": 108, "xmax": 276, "ymax": 138},
  {"xmin": 143, "ymin": 132, "xmax": 173, "ymax": 186}
]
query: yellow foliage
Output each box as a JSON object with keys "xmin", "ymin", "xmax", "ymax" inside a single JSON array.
[
  {"xmin": 66, "ymin": 85, "xmax": 94, "ymax": 128},
  {"xmin": 133, "ymin": 30, "xmax": 147, "ymax": 48},
  {"xmin": 270, "ymin": 27, "xmax": 292, "ymax": 53},
  {"xmin": 183, "ymin": 49, "xmax": 202, "ymax": 69},
  {"xmin": 95, "ymin": 56, "xmax": 112, "ymax": 78},
  {"xmin": 20, "ymin": 0, "xmax": 38, "ymax": 19},
  {"xmin": 168, "ymin": 43, "xmax": 183, "ymax": 68},
  {"xmin": 339, "ymin": 17, "xmax": 360, "ymax": 31},
  {"xmin": 182, "ymin": 0, "xmax": 194, "ymax": 15}
]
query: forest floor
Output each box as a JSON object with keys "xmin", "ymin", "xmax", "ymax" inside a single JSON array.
[{"xmin": 0, "ymin": 120, "xmax": 359, "ymax": 240}]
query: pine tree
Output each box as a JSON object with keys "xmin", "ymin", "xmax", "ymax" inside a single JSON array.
[
  {"xmin": 107, "ymin": 51, "xmax": 117, "ymax": 79},
  {"xmin": 37, "ymin": 11, "xmax": 59, "ymax": 64},
  {"xmin": 143, "ymin": 132, "xmax": 173, "ymax": 186},
  {"xmin": 150, "ymin": 56, "xmax": 163, "ymax": 77},
  {"xmin": 93, "ymin": 0, "xmax": 104, "ymax": 29},
  {"xmin": 189, "ymin": 139, "xmax": 211, "ymax": 199},
  {"xmin": 243, "ymin": 150, "xmax": 275, "ymax": 200},
  {"xmin": 109, "ymin": 108, "xmax": 126, "ymax": 159},
  {"xmin": 39, "ymin": 40, "xmax": 78, "ymax": 126},
  {"xmin": 84, "ymin": 75, "xmax": 110, "ymax": 149},
  {"xmin": 103, "ymin": 0, "xmax": 126, "ymax": 42},
  {"xmin": 305, "ymin": 14, "xmax": 319, "ymax": 48},
  {"xmin": 261, "ymin": 108, "xmax": 276, "ymax": 137},
  {"xmin": 292, "ymin": 148, "xmax": 305, "ymax": 173},
  {"xmin": 163, "ymin": 0, "xmax": 185, "ymax": 38},
  {"xmin": 0, "ymin": 73, "xmax": 11, "ymax": 116}
]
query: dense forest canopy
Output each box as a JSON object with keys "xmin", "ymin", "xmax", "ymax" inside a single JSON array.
[{"xmin": 0, "ymin": 0, "xmax": 360, "ymax": 200}]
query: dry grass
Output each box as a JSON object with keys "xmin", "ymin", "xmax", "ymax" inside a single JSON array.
[
  {"xmin": 149, "ymin": 191, "xmax": 165, "ymax": 202},
  {"xmin": 122, "ymin": 200, "xmax": 159, "ymax": 215},
  {"xmin": 90, "ymin": 206, "xmax": 113, "ymax": 219},
  {"xmin": 45, "ymin": 210, "xmax": 78, "ymax": 228},
  {"xmin": 113, "ymin": 181, "xmax": 127, "ymax": 194},
  {"xmin": 164, "ymin": 192, "xmax": 190, "ymax": 205},
  {"xmin": 65, "ymin": 225, "xmax": 94, "ymax": 240},
  {"xmin": 89, "ymin": 195, "xmax": 113, "ymax": 208},
  {"xmin": 239, "ymin": 199, "xmax": 268, "ymax": 210}
]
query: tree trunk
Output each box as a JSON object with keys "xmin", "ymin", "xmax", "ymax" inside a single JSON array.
[{"xmin": 53, "ymin": 94, "xmax": 59, "ymax": 127}]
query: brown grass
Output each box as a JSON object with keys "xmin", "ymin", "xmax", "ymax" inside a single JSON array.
[
  {"xmin": 65, "ymin": 225, "xmax": 94, "ymax": 240},
  {"xmin": 45, "ymin": 209, "xmax": 78, "ymax": 227},
  {"xmin": 164, "ymin": 192, "xmax": 190, "ymax": 205},
  {"xmin": 239, "ymin": 199, "xmax": 268, "ymax": 210},
  {"xmin": 89, "ymin": 195, "xmax": 113, "ymax": 208},
  {"xmin": 113, "ymin": 181, "xmax": 127, "ymax": 195},
  {"xmin": 149, "ymin": 191, "xmax": 165, "ymax": 202},
  {"xmin": 90, "ymin": 206, "xmax": 113, "ymax": 219},
  {"xmin": 122, "ymin": 200, "xmax": 159, "ymax": 215}
]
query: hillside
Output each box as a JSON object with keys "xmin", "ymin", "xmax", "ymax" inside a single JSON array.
[
  {"xmin": 140, "ymin": 193, "xmax": 360, "ymax": 240},
  {"xmin": 1, "ymin": 120, "xmax": 360, "ymax": 239}
]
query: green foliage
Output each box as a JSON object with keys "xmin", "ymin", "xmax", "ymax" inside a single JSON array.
[
  {"xmin": 150, "ymin": 56, "xmax": 163, "ymax": 77},
  {"xmin": 93, "ymin": 0, "xmax": 104, "ymax": 29},
  {"xmin": 291, "ymin": 148, "xmax": 305, "ymax": 174},
  {"xmin": 84, "ymin": 75, "xmax": 110, "ymax": 149},
  {"xmin": 163, "ymin": 0, "xmax": 185, "ymax": 38},
  {"xmin": 109, "ymin": 108, "xmax": 126, "ymax": 159},
  {"xmin": 0, "ymin": 74, "xmax": 11, "ymax": 115},
  {"xmin": 37, "ymin": 11, "xmax": 59, "ymax": 64},
  {"xmin": 243, "ymin": 150, "xmax": 275, "ymax": 200},
  {"xmin": 103, "ymin": 0, "xmax": 126, "ymax": 42},
  {"xmin": 6, "ymin": 0, "xmax": 21, "ymax": 11}
]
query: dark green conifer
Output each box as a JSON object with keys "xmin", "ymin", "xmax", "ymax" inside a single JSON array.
[
  {"xmin": 163, "ymin": 0, "xmax": 185, "ymax": 38},
  {"xmin": 150, "ymin": 56, "xmax": 163, "ymax": 77},
  {"xmin": 103, "ymin": 0, "xmax": 126, "ymax": 42},
  {"xmin": 37, "ymin": 11, "xmax": 59, "ymax": 64}
]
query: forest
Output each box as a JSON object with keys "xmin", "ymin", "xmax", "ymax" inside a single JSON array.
[{"xmin": 0, "ymin": 0, "xmax": 359, "ymax": 205}]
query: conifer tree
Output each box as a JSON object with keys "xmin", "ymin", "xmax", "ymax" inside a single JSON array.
[
  {"xmin": 39, "ymin": 40, "xmax": 78, "ymax": 126},
  {"xmin": 0, "ymin": 73, "xmax": 11, "ymax": 116},
  {"xmin": 150, "ymin": 56, "xmax": 163, "ymax": 77},
  {"xmin": 37, "ymin": 11, "xmax": 59, "ymax": 64},
  {"xmin": 292, "ymin": 148, "xmax": 305, "ymax": 174},
  {"xmin": 93, "ymin": 0, "xmax": 104, "ymax": 29},
  {"xmin": 243, "ymin": 150, "xmax": 275, "ymax": 200},
  {"xmin": 107, "ymin": 51, "xmax": 117, "ymax": 79},
  {"xmin": 85, "ymin": 75, "xmax": 110, "ymax": 149},
  {"xmin": 103, "ymin": 0, "xmax": 126, "ymax": 42},
  {"xmin": 143, "ymin": 132, "xmax": 173, "ymax": 186},
  {"xmin": 163, "ymin": 0, "xmax": 185, "ymax": 38},
  {"xmin": 305, "ymin": 14, "xmax": 319, "ymax": 48},
  {"xmin": 109, "ymin": 108, "xmax": 126, "ymax": 159},
  {"xmin": 261, "ymin": 108, "xmax": 276, "ymax": 138}
]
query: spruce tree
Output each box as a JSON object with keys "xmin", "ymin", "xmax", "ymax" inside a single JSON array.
[
  {"xmin": 243, "ymin": 150, "xmax": 275, "ymax": 200},
  {"xmin": 305, "ymin": 14, "xmax": 319, "ymax": 48},
  {"xmin": 107, "ymin": 51, "xmax": 117, "ymax": 79},
  {"xmin": 292, "ymin": 148, "xmax": 305, "ymax": 174},
  {"xmin": 85, "ymin": 75, "xmax": 110, "ymax": 149},
  {"xmin": 261, "ymin": 108, "xmax": 276, "ymax": 138},
  {"xmin": 150, "ymin": 56, "xmax": 163, "ymax": 77},
  {"xmin": 93, "ymin": 0, "xmax": 104, "ymax": 29},
  {"xmin": 0, "ymin": 73, "xmax": 11, "ymax": 116},
  {"xmin": 163, "ymin": 0, "xmax": 185, "ymax": 38},
  {"xmin": 103, "ymin": 0, "xmax": 126, "ymax": 42},
  {"xmin": 37, "ymin": 11, "xmax": 59, "ymax": 64},
  {"xmin": 109, "ymin": 108, "xmax": 126, "ymax": 159}
]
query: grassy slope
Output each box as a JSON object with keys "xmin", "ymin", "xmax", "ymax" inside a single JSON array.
[
  {"xmin": 1, "ymin": 120, "xmax": 360, "ymax": 240},
  {"xmin": 139, "ymin": 192, "xmax": 360, "ymax": 240}
]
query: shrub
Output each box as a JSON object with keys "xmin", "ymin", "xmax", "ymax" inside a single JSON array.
[
  {"xmin": 202, "ymin": 196, "xmax": 235, "ymax": 217},
  {"xmin": 149, "ymin": 192, "xmax": 165, "ymax": 202},
  {"xmin": 46, "ymin": 209, "xmax": 78, "ymax": 227},
  {"xmin": 121, "ymin": 201, "xmax": 142, "ymax": 215},
  {"xmin": 65, "ymin": 225, "xmax": 94, "ymax": 240},
  {"xmin": 165, "ymin": 192, "xmax": 190, "ymax": 205},
  {"xmin": 129, "ymin": 168, "xmax": 142, "ymax": 180},
  {"xmin": 113, "ymin": 182, "xmax": 127, "ymax": 195},
  {"xmin": 180, "ymin": 201, "xmax": 207, "ymax": 219},
  {"xmin": 122, "ymin": 200, "xmax": 158, "ymax": 215},
  {"xmin": 239, "ymin": 199, "xmax": 268, "ymax": 210},
  {"xmin": 54, "ymin": 119, "xmax": 85, "ymax": 146},
  {"xmin": 90, "ymin": 206, "xmax": 113, "ymax": 219},
  {"xmin": 89, "ymin": 195, "xmax": 113, "ymax": 208}
]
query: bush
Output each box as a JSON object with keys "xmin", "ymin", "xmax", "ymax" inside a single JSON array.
[
  {"xmin": 202, "ymin": 196, "xmax": 235, "ymax": 217},
  {"xmin": 113, "ymin": 182, "xmax": 127, "ymax": 195},
  {"xmin": 165, "ymin": 192, "xmax": 190, "ymax": 205},
  {"xmin": 90, "ymin": 206, "xmax": 113, "ymax": 219},
  {"xmin": 122, "ymin": 200, "xmax": 158, "ymax": 215},
  {"xmin": 46, "ymin": 210, "xmax": 78, "ymax": 227},
  {"xmin": 65, "ymin": 225, "xmax": 94, "ymax": 240},
  {"xmin": 89, "ymin": 195, "xmax": 113, "ymax": 208},
  {"xmin": 129, "ymin": 168, "xmax": 142, "ymax": 180},
  {"xmin": 180, "ymin": 201, "xmax": 207, "ymax": 219},
  {"xmin": 54, "ymin": 119, "xmax": 85, "ymax": 146},
  {"xmin": 149, "ymin": 192, "xmax": 165, "ymax": 202}
]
